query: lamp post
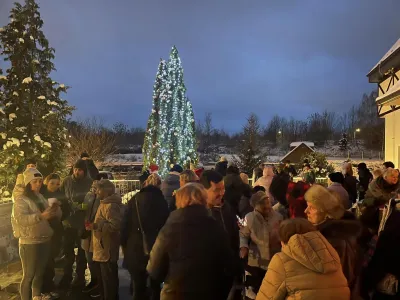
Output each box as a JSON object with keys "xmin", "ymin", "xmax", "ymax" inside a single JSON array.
[{"xmin": 353, "ymin": 128, "xmax": 360, "ymax": 140}]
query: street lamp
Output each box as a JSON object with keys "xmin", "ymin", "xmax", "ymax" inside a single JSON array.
[{"xmin": 353, "ymin": 128, "xmax": 360, "ymax": 139}]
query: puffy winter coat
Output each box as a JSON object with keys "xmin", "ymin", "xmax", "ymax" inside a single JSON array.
[
  {"xmin": 92, "ymin": 194, "xmax": 123, "ymax": 262},
  {"xmin": 254, "ymin": 167, "xmax": 275, "ymax": 193},
  {"xmin": 12, "ymin": 194, "xmax": 61, "ymax": 245},
  {"xmin": 147, "ymin": 204, "xmax": 234, "ymax": 300},
  {"xmin": 240, "ymin": 210, "xmax": 282, "ymax": 270},
  {"xmin": 256, "ymin": 231, "xmax": 350, "ymax": 300}
]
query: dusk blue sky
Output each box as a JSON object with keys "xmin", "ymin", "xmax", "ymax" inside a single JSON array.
[{"xmin": 1, "ymin": 0, "xmax": 400, "ymax": 133}]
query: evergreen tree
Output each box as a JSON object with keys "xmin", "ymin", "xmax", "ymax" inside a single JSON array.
[
  {"xmin": 0, "ymin": 0, "xmax": 74, "ymax": 197},
  {"xmin": 234, "ymin": 113, "xmax": 267, "ymax": 175},
  {"xmin": 142, "ymin": 59, "xmax": 169, "ymax": 173},
  {"xmin": 339, "ymin": 133, "xmax": 348, "ymax": 151},
  {"xmin": 142, "ymin": 46, "xmax": 197, "ymax": 177}
]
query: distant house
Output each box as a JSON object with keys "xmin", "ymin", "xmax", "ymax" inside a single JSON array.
[
  {"xmin": 367, "ymin": 38, "xmax": 400, "ymax": 168},
  {"xmin": 289, "ymin": 141, "xmax": 315, "ymax": 150},
  {"xmin": 281, "ymin": 142, "xmax": 315, "ymax": 164}
]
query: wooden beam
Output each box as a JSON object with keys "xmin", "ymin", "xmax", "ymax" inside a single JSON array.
[
  {"xmin": 378, "ymin": 83, "xmax": 385, "ymax": 95},
  {"xmin": 379, "ymin": 105, "xmax": 400, "ymax": 117}
]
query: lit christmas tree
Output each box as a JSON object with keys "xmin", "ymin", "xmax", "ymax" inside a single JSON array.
[
  {"xmin": 0, "ymin": 0, "xmax": 74, "ymax": 197},
  {"xmin": 142, "ymin": 46, "xmax": 197, "ymax": 177},
  {"xmin": 142, "ymin": 59, "xmax": 170, "ymax": 175}
]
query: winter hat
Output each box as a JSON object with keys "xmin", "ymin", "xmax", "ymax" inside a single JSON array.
[
  {"xmin": 328, "ymin": 172, "xmax": 344, "ymax": 184},
  {"xmin": 170, "ymin": 164, "xmax": 183, "ymax": 173},
  {"xmin": 149, "ymin": 164, "xmax": 159, "ymax": 173},
  {"xmin": 194, "ymin": 167, "xmax": 204, "ymax": 178},
  {"xmin": 305, "ymin": 185, "xmax": 344, "ymax": 220},
  {"xmin": 23, "ymin": 168, "xmax": 43, "ymax": 186},
  {"xmin": 250, "ymin": 191, "xmax": 269, "ymax": 208},
  {"xmin": 24, "ymin": 158, "xmax": 37, "ymax": 166},
  {"xmin": 80, "ymin": 152, "xmax": 90, "ymax": 159},
  {"xmin": 97, "ymin": 179, "xmax": 116, "ymax": 195},
  {"xmin": 74, "ymin": 159, "xmax": 87, "ymax": 170}
]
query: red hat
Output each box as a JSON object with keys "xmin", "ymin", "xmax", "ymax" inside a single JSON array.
[
  {"xmin": 149, "ymin": 164, "xmax": 159, "ymax": 173},
  {"xmin": 194, "ymin": 167, "xmax": 204, "ymax": 178}
]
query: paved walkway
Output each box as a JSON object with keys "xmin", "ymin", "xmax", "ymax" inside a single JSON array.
[{"xmin": 0, "ymin": 259, "xmax": 131, "ymax": 300}]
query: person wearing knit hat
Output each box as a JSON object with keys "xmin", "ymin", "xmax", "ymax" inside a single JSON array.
[
  {"xmin": 59, "ymin": 159, "xmax": 93, "ymax": 289},
  {"xmin": 304, "ymin": 185, "xmax": 361, "ymax": 288},
  {"xmin": 12, "ymin": 159, "xmax": 38, "ymax": 201},
  {"xmin": 12, "ymin": 168, "xmax": 61, "ymax": 300},
  {"xmin": 161, "ymin": 165, "xmax": 182, "ymax": 210},
  {"xmin": 149, "ymin": 164, "xmax": 159, "ymax": 174},
  {"xmin": 304, "ymin": 185, "xmax": 344, "ymax": 224},
  {"xmin": 240, "ymin": 191, "xmax": 283, "ymax": 295},
  {"xmin": 328, "ymin": 172, "xmax": 350, "ymax": 209}
]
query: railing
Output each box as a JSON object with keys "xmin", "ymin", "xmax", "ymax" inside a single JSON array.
[
  {"xmin": 110, "ymin": 180, "xmax": 141, "ymax": 204},
  {"xmin": 293, "ymin": 176, "xmax": 328, "ymax": 186}
]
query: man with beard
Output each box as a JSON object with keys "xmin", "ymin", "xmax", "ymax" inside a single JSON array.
[
  {"xmin": 200, "ymin": 170, "xmax": 239, "ymax": 299},
  {"xmin": 59, "ymin": 159, "xmax": 93, "ymax": 289}
]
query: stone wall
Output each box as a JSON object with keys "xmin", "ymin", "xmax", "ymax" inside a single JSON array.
[{"xmin": 0, "ymin": 204, "xmax": 19, "ymax": 266}]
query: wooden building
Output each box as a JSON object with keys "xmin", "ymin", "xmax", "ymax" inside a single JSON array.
[
  {"xmin": 368, "ymin": 38, "xmax": 400, "ymax": 168},
  {"xmin": 281, "ymin": 142, "xmax": 315, "ymax": 164}
]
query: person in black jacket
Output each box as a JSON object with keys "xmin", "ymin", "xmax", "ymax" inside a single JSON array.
[
  {"xmin": 357, "ymin": 163, "xmax": 373, "ymax": 201},
  {"xmin": 342, "ymin": 162, "xmax": 359, "ymax": 204},
  {"xmin": 147, "ymin": 183, "xmax": 234, "ymax": 300},
  {"xmin": 121, "ymin": 173, "xmax": 169, "ymax": 300},
  {"xmin": 200, "ymin": 170, "xmax": 240, "ymax": 298},
  {"xmin": 59, "ymin": 159, "xmax": 93, "ymax": 289}
]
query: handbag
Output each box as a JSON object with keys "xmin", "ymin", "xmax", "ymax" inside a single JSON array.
[
  {"xmin": 377, "ymin": 274, "xmax": 398, "ymax": 296},
  {"xmin": 135, "ymin": 197, "xmax": 150, "ymax": 256}
]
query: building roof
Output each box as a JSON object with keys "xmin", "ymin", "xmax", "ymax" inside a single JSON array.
[
  {"xmin": 376, "ymin": 78, "xmax": 400, "ymax": 104},
  {"xmin": 281, "ymin": 142, "xmax": 315, "ymax": 162},
  {"xmin": 368, "ymin": 38, "xmax": 400, "ymax": 82},
  {"xmin": 290, "ymin": 141, "xmax": 314, "ymax": 148}
]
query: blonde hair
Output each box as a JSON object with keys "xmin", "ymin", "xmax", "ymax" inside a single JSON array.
[
  {"xmin": 180, "ymin": 170, "xmax": 199, "ymax": 184},
  {"xmin": 145, "ymin": 173, "xmax": 162, "ymax": 188},
  {"xmin": 175, "ymin": 183, "xmax": 207, "ymax": 209},
  {"xmin": 372, "ymin": 168, "xmax": 383, "ymax": 179},
  {"xmin": 305, "ymin": 184, "xmax": 344, "ymax": 220},
  {"xmin": 383, "ymin": 167, "xmax": 399, "ymax": 179},
  {"xmin": 240, "ymin": 173, "xmax": 249, "ymax": 184},
  {"xmin": 342, "ymin": 162, "xmax": 353, "ymax": 176}
]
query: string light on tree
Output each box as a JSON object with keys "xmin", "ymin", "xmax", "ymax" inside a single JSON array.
[{"xmin": 142, "ymin": 46, "xmax": 198, "ymax": 177}]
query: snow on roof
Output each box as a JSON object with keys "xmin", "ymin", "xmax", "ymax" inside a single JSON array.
[
  {"xmin": 281, "ymin": 142, "xmax": 315, "ymax": 162},
  {"xmin": 369, "ymin": 38, "xmax": 400, "ymax": 74},
  {"xmin": 376, "ymin": 78, "xmax": 400, "ymax": 103},
  {"xmin": 290, "ymin": 141, "xmax": 314, "ymax": 148}
]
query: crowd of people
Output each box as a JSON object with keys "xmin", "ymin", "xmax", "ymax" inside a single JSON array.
[{"xmin": 9, "ymin": 153, "xmax": 400, "ymax": 300}]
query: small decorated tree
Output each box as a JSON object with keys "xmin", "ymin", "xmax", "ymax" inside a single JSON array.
[
  {"xmin": 338, "ymin": 133, "xmax": 348, "ymax": 151},
  {"xmin": 0, "ymin": 0, "xmax": 74, "ymax": 197},
  {"xmin": 300, "ymin": 152, "xmax": 334, "ymax": 178}
]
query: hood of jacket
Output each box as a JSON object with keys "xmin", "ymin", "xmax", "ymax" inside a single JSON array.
[
  {"xmin": 263, "ymin": 166, "xmax": 274, "ymax": 177},
  {"xmin": 283, "ymin": 231, "xmax": 341, "ymax": 274},
  {"xmin": 101, "ymin": 193, "xmax": 122, "ymax": 205},
  {"xmin": 317, "ymin": 216, "xmax": 362, "ymax": 240},
  {"xmin": 164, "ymin": 173, "xmax": 180, "ymax": 184}
]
